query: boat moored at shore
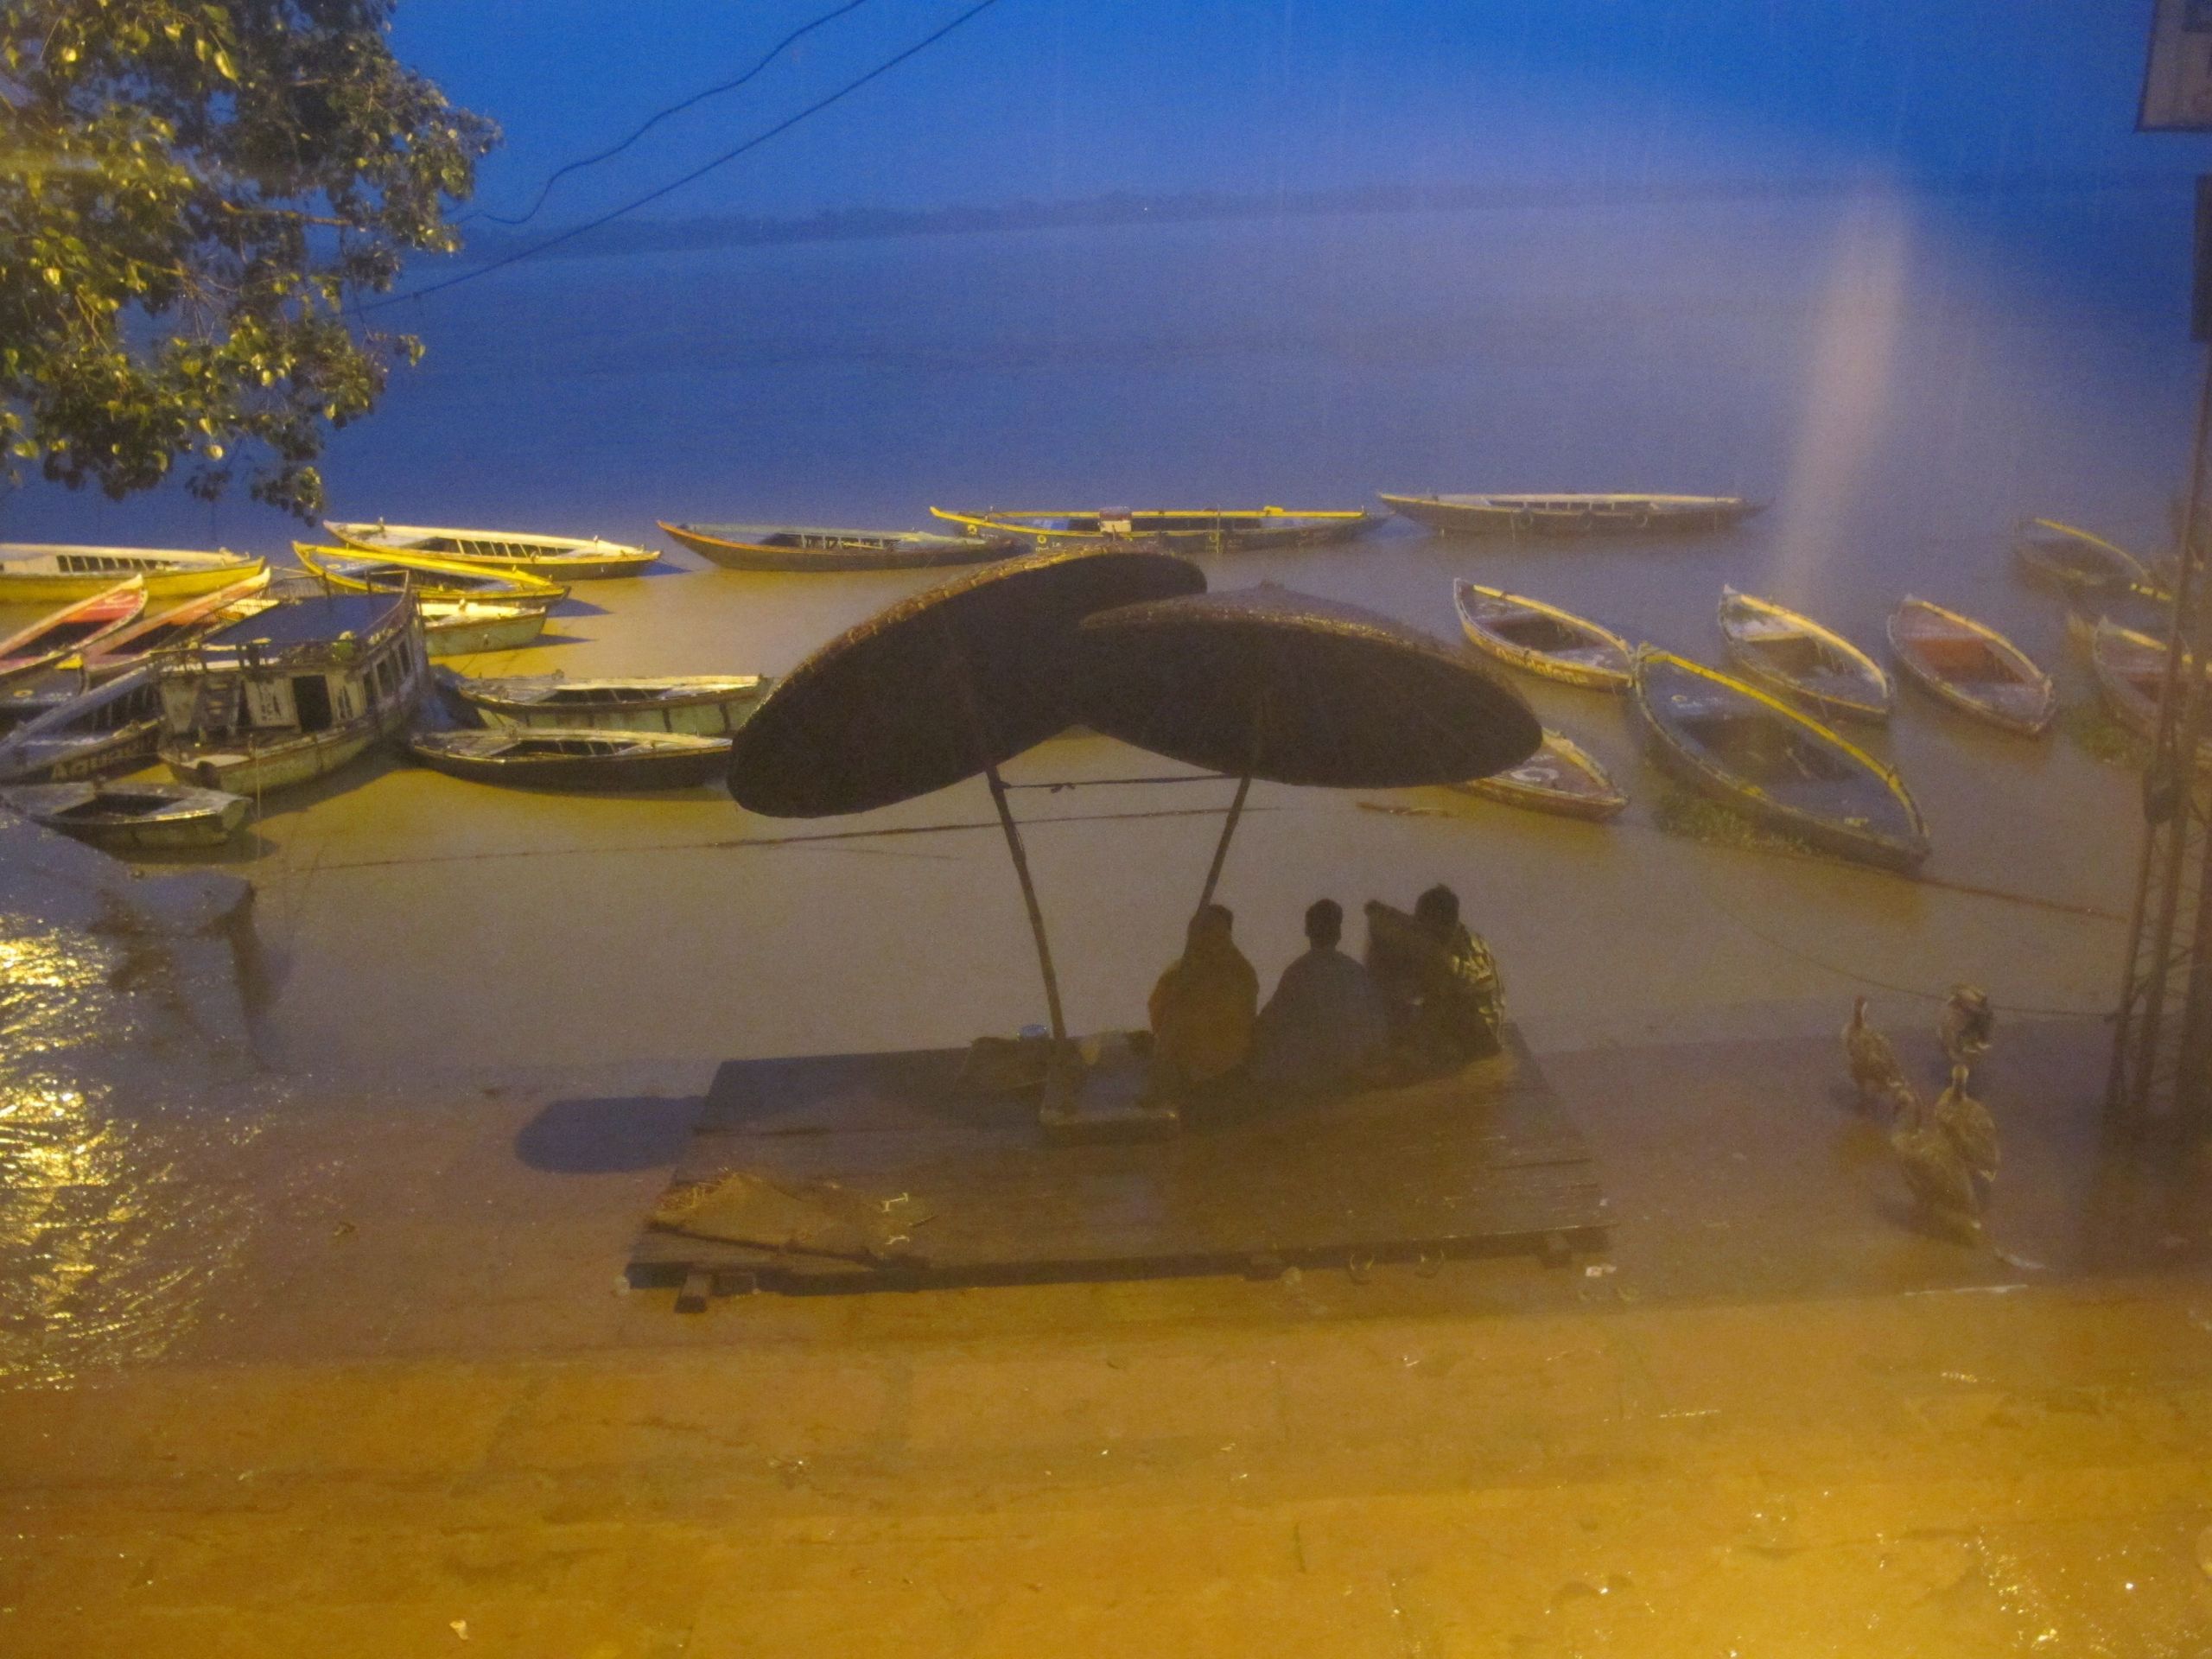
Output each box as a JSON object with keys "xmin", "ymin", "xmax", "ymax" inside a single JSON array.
[
  {"xmin": 1451, "ymin": 729, "xmax": 1627, "ymax": 820},
  {"xmin": 1452, "ymin": 580, "xmax": 1634, "ymax": 690},
  {"xmin": 324, "ymin": 522, "xmax": 658, "ymax": 581},
  {"xmin": 660, "ymin": 521, "xmax": 1019, "ymax": 572},
  {"xmin": 0, "ymin": 543, "xmax": 265, "ymax": 604},
  {"xmin": 2012, "ymin": 518, "xmax": 2152, "ymax": 594},
  {"xmin": 416, "ymin": 595, "xmax": 557, "ymax": 658},
  {"xmin": 0, "ymin": 667, "xmax": 164, "ymax": 782},
  {"xmin": 1717, "ymin": 588, "xmax": 1892, "ymax": 722},
  {"xmin": 1634, "ymin": 648, "xmax": 1929, "ymax": 872},
  {"xmin": 0, "ymin": 580, "xmax": 146, "ymax": 685},
  {"xmin": 292, "ymin": 542, "xmax": 567, "ymax": 603},
  {"xmin": 929, "ymin": 505, "xmax": 1379, "ymax": 550},
  {"xmin": 1382, "ymin": 493, "xmax": 1761, "ymax": 537},
  {"xmin": 409, "ymin": 727, "xmax": 733, "ymax": 791},
  {"xmin": 447, "ymin": 671, "xmax": 768, "ymax": 735},
  {"xmin": 78, "ymin": 572, "xmax": 275, "ymax": 682},
  {"xmin": 157, "ymin": 592, "xmax": 429, "ymax": 796},
  {"xmin": 1887, "ymin": 598, "xmax": 2055, "ymax": 735},
  {"xmin": 0, "ymin": 779, "xmax": 251, "ymax": 850}
]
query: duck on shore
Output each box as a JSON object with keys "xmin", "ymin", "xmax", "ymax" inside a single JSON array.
[
  {"xmin": 1940, "ymin": 984, "xmax": 1994, "ymax": 1072},
  {"xmin": 1844, "ymin": 995, "xmax": 1907, "ymax": 1109},
  {"xmin": 1889, "ymin": 1079, "xmax": 1982, "ymax": 1240},
  {"xmin": 1930, "ymin": 1063, "xmax": 1999, "ymax": 1191}
]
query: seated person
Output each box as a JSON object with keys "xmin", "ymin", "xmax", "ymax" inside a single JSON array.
[
  {"xmin": 1147, "ymin": 903, "xmax": 1258, "ymax": 1098},
  {"xmin": 1249, "ymin": 899, "xmax": 1387, "ymax": 1094},
  {"xmin": 1364, "ymin": 883, "xmax": 1504, "ymax": 1065}
]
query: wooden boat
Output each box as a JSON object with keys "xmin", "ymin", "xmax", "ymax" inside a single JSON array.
[
  {"xmin": 1717, "ymin": 588, "xmax": 1891, "ymax": 722},
  {"xmin": 1381, "ymin": 492, "xmax": 1761, "ymax": 537},
  {"xmin": 448, "ymin": 671, "xmax": 768, "ymax": 735},
  {"xmin": 1634, "ymin": 649, "xmax": 1929, "ymax": 872},
  {"xmin": 1450, "ymin": 730, "xmax": 1626, "ymax": 820},
  {"xmin": 291, "ymin": 542, "xmax": 566, "ymax": 602},
  {"xmin": 416, "ymin": 595, "xmax": 556, "ymax": 658},
  {"xmin": 1452, "ymin": 580, "xmax": 1633, "ymax": 690},
  {"xmin": 2012, "ymin": 518, "xmax": 2151, "ymax": 594},
  {"xmin": 409, "ymin": 728, "xmax": 732, "ymax": 790},
  {"xmin": 324, "ymin": 521, "xmax": 658, "ymax": 581},
  {"xmin": 157, "ymin": 591, "xmax": 429, "ymax": 796},
  {"xmin": 0, "ymin": 667, "xmax": 164, "ymax": 783},
  {"xmin": 1886, "ymin": 599, "xmax": 2056, "ymax": 736},
  {"xmin": 0, "ymin": 779, "xmax": 251, "ymax": 850},
  {"xmin": 658, "ymin": 520, "xmax": 1018, "ymax": 572},
  {"xmin": 2062, "ymin": 586, "xmax": 2171, "ymax": 658},
  {"xmin": 77, "ymin": 571, "xmax": 273, "ymax": 681},
  {"xmin": 0, "ymin": 543, "xmax": 265, "ymax": 603},
  {"xmin": 2090, "ymin": 619, "xmax": 2212, "ymax": 767},
  {"xmin": 0, "ymin": 580, "xmax": 145, "ymax": 684},
  {"xmin": 928, "ymin": 505, "xmax": 1379, "ymax": 550}
]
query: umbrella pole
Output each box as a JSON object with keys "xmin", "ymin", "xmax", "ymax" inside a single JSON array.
[
  {"xmin": 981, "ymin": 757, "xmax": 1070, "ymax": 1047},
  {"xmin": 1196, "ymin": 771, "xmax": 1253, "ymax": 912}
]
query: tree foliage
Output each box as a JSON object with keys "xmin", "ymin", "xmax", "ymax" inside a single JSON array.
[{"xmin": 0, "ymin": 0, "xmax": 496, "ymax": 517}]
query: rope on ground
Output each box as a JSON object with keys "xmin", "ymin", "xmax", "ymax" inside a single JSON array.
[{"xmin": 1707, "ymin": 894, "xmax": 2108, "ymax": 1020}]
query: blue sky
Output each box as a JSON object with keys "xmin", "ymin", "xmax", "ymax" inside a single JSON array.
[{"xmin": 393, "ymin": 1, "xmax": 2193, "ymax": 229}]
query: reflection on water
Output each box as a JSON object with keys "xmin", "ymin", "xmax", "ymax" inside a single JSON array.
[{"xmin": 0, "ymin": 907, "xmax": 270, "ymax": 1388}]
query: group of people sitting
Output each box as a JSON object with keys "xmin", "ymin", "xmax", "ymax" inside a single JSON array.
[{"xmin": 1145, "ymin": 883, "xmax": 1503, "ymax": 1105}]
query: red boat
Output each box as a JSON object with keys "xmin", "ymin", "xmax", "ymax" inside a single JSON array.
[{"xmin": 0, "ymin": 579, "xmax": 146, "ymax": 684}]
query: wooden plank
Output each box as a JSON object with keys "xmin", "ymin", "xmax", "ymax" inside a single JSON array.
[{"xmin": 630, "ymin": 1024, "xmax": 1606, "ymax": 1300}]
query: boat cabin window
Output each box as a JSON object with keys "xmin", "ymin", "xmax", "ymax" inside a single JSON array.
[{"xmin": 291, "ymin": 674, "xmax": 335, "ymax": 733}]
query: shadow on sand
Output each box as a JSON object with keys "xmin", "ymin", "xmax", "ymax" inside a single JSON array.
[{"xmin": 515, "ymin": 1095, "xmax": 703, "ymax": 1173}]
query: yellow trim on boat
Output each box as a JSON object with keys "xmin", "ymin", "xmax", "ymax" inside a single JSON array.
[{"xmin": 293, "ymin": 542, "xmax": 566, "ymax": 600}]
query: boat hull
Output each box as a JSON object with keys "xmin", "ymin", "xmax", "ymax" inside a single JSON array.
[
  {"xmin": 1453, "ymin": 581, "xmax": 1633, "ymax": 690},
  {"xmin": 1450, "ymin": 734, "xmax": 1626, "ymax": 820},
  {"xmin": 470, "ymin": 697, "xmax": 760, "ymax": 737},
  {"xmin": 661, "ymin": 521, "xmax": 1016, "ymax": 573},
  {"xmin": 1383, "ymin": 493, "xmax": 1760, "ymax": 537},
  {"xmin": 0, "ymin": 550, "xmax": 264, "ymax": 604},
  {"xmin": 421, "ymin": 606, "xmax": 553, "ymax": 657},
  {"xmin": 327, "ymin": 524, "xmax": 654, "ymax": 580},
  {"xmin": 1718, "ymin": 589, "xmax": 1891, "ymax": 723},
  {"xmin": 0, "ymin": 783, "xmax": 251, "ymax": 849},
  {"xmin": 930, "ymin": 507, "xmax": 1379, "ymax": 551},
  {"xmin": 1634, "ymin": 651, "xmax": 1929, "ymax": 872},
  {"xmin": 2012, "ymin": 519, "xmax": 2150, "ymax": 595},
  {"xmin": 162, "ymin": 723, "xmax": 384, "ymax": 796},
  {"xmin": 1887, "ymin": 600, "xmax": 2055, "ymax": 736},
  {"xmin": 410, "ymin": 733, "xmax": 731, "ymax": 791}
]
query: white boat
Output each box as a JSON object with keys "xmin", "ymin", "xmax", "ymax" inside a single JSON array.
[
  {"xmin": 410, "ymin": 728, "xmax": 731, "ymax": 790},
  {"xmin": 0, "ymin": 780, "xmax": 251, "ymax": 850},
  {"xmin": 448, "ymin": 671, "xmax": 767, "ymax": 734},
  {"xmin": 324, "ymin": 521, "xmax": 658, "ymax": 581},
  {"xmin": 0, "ymin": 543, "xmax": 265, "ymax": 603},
  {"xmin": 0, "ymin": 666, "xmax": 164, "ymax": 783},
  {"xmin": 157, "ymin": 592, "xmax": 429, "ymax": 796},
  {"xmin": 417, "ymin": 595, "xmax": 556, "ymax": 657}
]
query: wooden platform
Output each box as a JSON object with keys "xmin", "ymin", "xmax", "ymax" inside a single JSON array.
[{"xmin": 627, "ymin": 1025, "xmax": 1607, "ymax": 1302}]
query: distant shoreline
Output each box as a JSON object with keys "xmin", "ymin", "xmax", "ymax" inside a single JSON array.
[{"xmin": 453, "ymin": 168, "xmax": 2188, "ymax": 266}]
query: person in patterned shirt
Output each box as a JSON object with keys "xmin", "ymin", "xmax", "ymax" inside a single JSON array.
[{"xmin": 1363, "ymin": 883, "xmax": 1503, "ymax": 1065}]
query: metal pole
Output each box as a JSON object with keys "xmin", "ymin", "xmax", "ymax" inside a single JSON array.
[
  {"xmin": 939, "ymin": 617, "xmax": 1068, "ymax": 1047},
  {"xmin": 2110, "ymin": 341, "xmax": 2212, "ymax": 1124},
  {"xmin": 1195, "ymin": 772, "xmax": 1253, "ymax": 911},
  {"xmin": 981, "ymin": 756, "xmax": 1068, "ymax": 1046}
]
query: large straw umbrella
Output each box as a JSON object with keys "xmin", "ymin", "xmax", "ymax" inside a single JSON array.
[
  {"xmin": 726, "ymin": 544, "xmax": 1205, "ymax": 1047},
  {"xmin": 1075, "ymin": 586, "xmax": 1542, "ymax": 906}
]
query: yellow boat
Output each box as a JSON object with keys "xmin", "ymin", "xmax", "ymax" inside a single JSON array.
[
  {"xmin": 0, "ymin": 543, "xmax": 266, "ymax": 604},
  {"xmin": 928, "ymin": 505, "xmax": 1379, "ymax": 550},
  {"xmin": 292, "ymin": 542, "xmax": 567, "ymax": 602}
]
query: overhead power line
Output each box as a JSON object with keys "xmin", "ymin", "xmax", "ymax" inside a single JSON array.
[
  {"xmin": 463, "ymin": 0, "xmax": 878, "ymax": 229},
  {"xmin": 366, "ymin": 0, "xmax": 1007, "ymax": 314}
]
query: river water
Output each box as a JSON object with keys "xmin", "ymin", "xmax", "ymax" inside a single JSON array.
[{"xmin": 0, "ymin": 184, "xmax": 2197, "ymax": 1283}]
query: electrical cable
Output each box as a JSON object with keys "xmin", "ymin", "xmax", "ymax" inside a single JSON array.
[
  {"xmin": 461, "ymin": 0, "xmax": 876, "ymax": 229},
  {"xmin": 365, "ymin": 0, "xmax": 1005, "ymax": 314}
]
